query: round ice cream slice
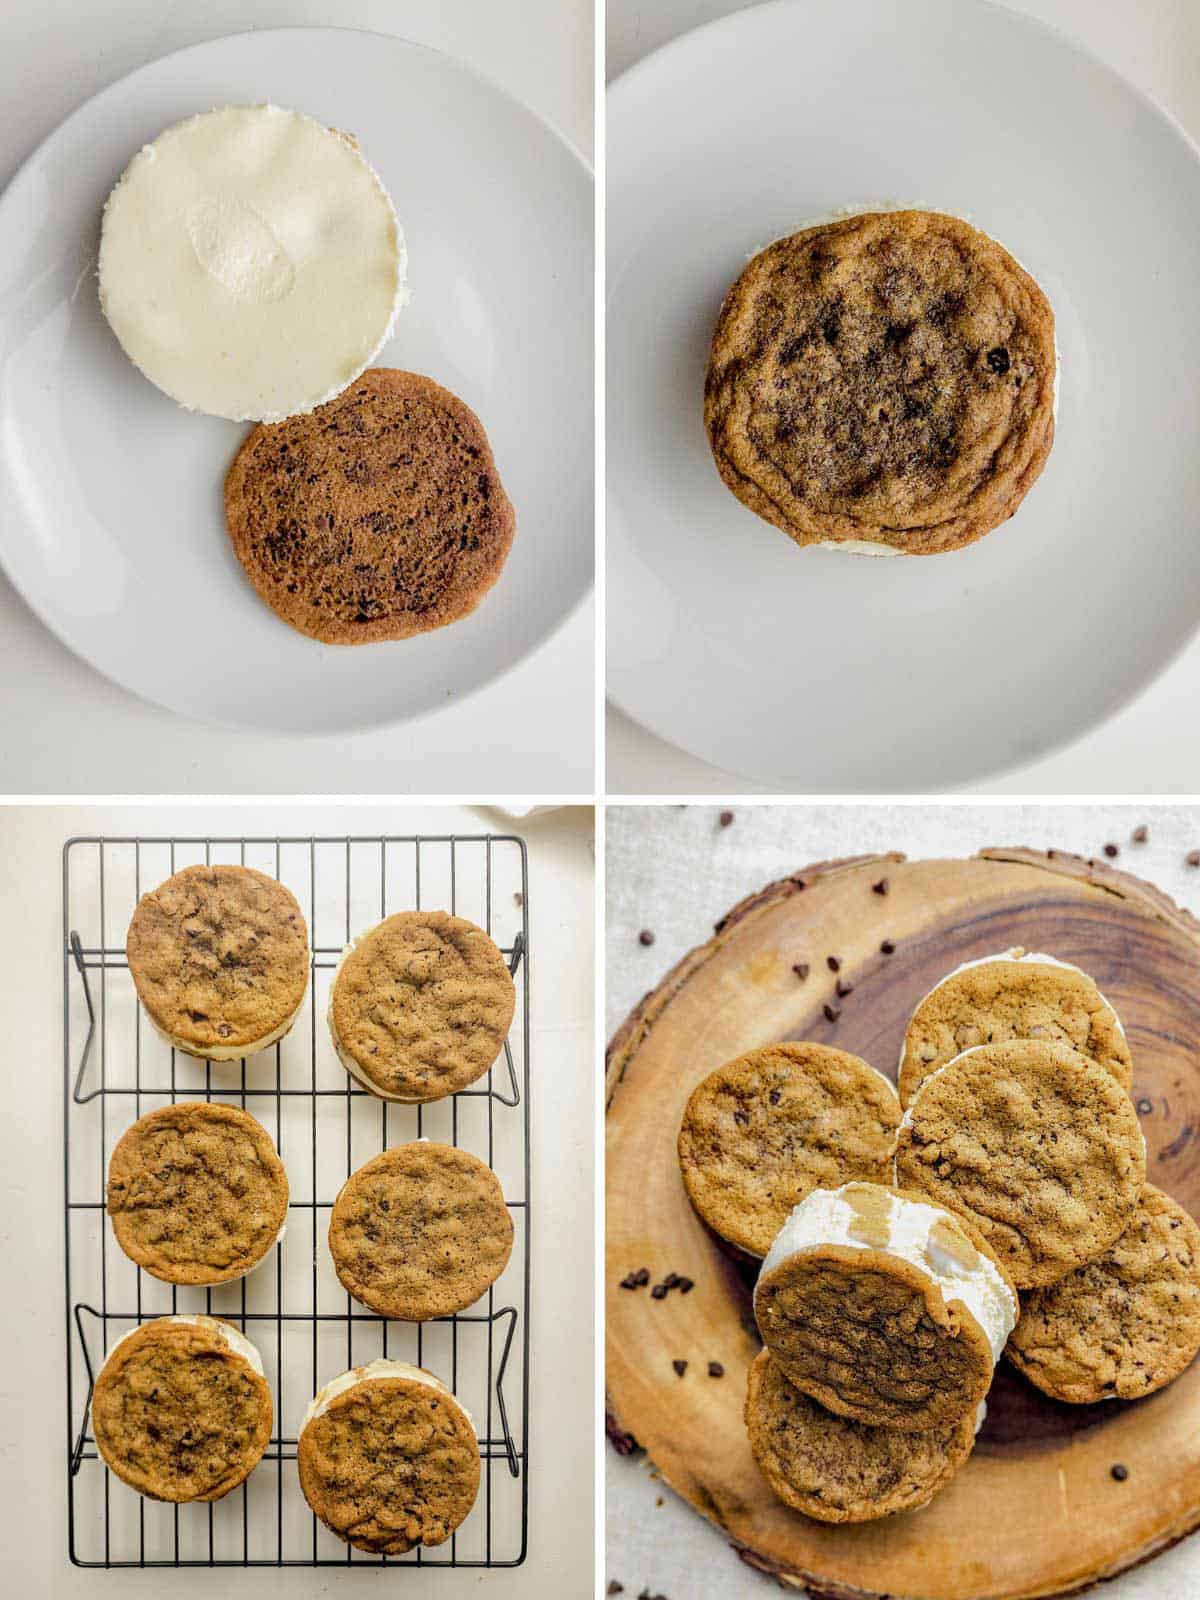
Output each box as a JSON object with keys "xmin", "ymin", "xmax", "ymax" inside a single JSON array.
[
  {"xmin": 754, "ymin": 1182, "xmax": 1017, "ymax": 1432},
  {"xmin": 898, "ymin": 946, "xmax": 1131, "ymax": 1107},
  {"xmin": 98, "ymin": 104, "xmax": 406, "ymax": 421}
]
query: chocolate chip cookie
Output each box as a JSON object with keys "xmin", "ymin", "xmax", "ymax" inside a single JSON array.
[
  {"xmin": 92, "ymin": 1315, "xmax": 272, "ymax": 1502},
  {"xmin": 704, "ymin": 211, "xmax": 1056, "ymax": 554},
  {"xmin": 745, "ymin": 1349, "xmax": 978, "ymax": 1521},
  {"xmin": 677, "ymin": 1042, "xmax": 900, "ymax": 1257},
  {"xmin": 899, "ymin": 949, "xmax": 1132, "ymax": 1108},
  {"xmin": 328, "ymin": 1142, "xmax": 513, "ymax": 1320},
  {"xmin": 1007, "ymin": 1185, "xmax": 1200, "ymax": 1402},
  {"xmin": 225, "ymin": 368, "xmax": 515, "ymax": 644},
  {"xmin": 894, "ymin": 1039, "xmax": 1145, "ymax": 1288},
  {"xmin": 107, "ymin": 1101, "xmax": 289, "ymax": 1285},
  {"xmin": 328, "ymin": 910, "xmax": 515, "ymax": 1103},
  {"xmin": 298, "ymin": 1362, "xmax": 479, "ymax": 1554},
  {"xmin": 126, "ymin": 863, "xmax": 308, "ymax": 1060}
]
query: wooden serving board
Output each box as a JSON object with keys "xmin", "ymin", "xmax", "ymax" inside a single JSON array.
[{"xmin": 606, "ymin": 849, "xmax": 1200, "ymax": 1600}]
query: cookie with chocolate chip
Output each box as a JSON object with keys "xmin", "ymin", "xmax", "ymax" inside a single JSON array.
[
  {"xmin": 704, "ymin": 211, "xmax": 1056, "ymax": 554},
  {"xmin": 225, "ymin": 368, "xmax": 515, "ymax": 643}
]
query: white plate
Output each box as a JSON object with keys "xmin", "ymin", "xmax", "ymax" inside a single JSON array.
[
  {"xmin": 607, "ymin": 0, "xmax": 1200, "ymax": 791},
  {"xmin": 0, "ymin": 28, "xmax": 592, "ymax": 734}
]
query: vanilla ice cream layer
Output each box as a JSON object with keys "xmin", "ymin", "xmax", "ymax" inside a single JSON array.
[
  {"xmin": 99, "ymin": 104, "xmax": 407, "ymax": 422},
  {"xmin": 300, "ymin": 1359, "xmax": 473, "ymax": 1435},
  {"xmin": 899, "ymin": 948, "xmax": 1126, "ymax": 1075},
  {"xmin": 104, "ymin": 1314, "xmax": 265, "ymax": 1376},
  {"xmin": 758, "ymin": 1185, "xmax": 1017, "ymax": 1363},
  {"xmin": 148, "ymin": 991, "xmax": 307, "ymax": 1063}
]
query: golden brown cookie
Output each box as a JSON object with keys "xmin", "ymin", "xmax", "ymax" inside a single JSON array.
[
  {"xmin": 677, "ymin": 1042, "xmax": 900, "ymax": 1257},
  {"xmin": 107, "ymin": 1101, "xmax": 289, "ymax": 1285},
  {"xmin": 126, "ymin": 863, "xmax": 308, "ymax": 1060},
  {"xmin": 328, "ymin": 1142, "xmax": 513, "ymax": 1320},
  {"xmin": 894, "ymin": 1039, "xmax": 1145, "ymax": 1289},
  {"xmin": 298, "ymin": 1362, "xmax": 480, "ymax": 1554},
  {"xmin": 753, "ymin": 1182, "xmax": 1017, "ymax": 1431},
  {"xmin": 224, "ymin": 368, "xmax": 515, "ymax": 644},
  {"xmin": 92, "ymin": 1316, "xmax": 272, "ymax": 1502},
  {"xmin": 328, "ymin": 910, "xmax": 515, "ymax": 1103},
  {"xmin": 1007, "ymin": 1185, "xmax": 1200, "ymax": 1402},
  {"xmin": 744, "ymin": 1349, "xmax": 978, "ymax": 1521},
  {"xmin": 899, "ymin": 948, "xmax": 1132, "ymax": 1107},
  {"xmin": 704, "ymin": 210, "xmax": 1056, "ymax": 555}
]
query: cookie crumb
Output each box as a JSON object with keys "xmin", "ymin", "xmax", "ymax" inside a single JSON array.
[
  {"xmin": 1188, "ymin": 851, "xmax": 1200, "ymax": 868},
  {"xmin": 1132, "ymin": 825, "xmax": 1149, "ymax": 844},
  {"xmin": 607, "ymin": 1584, "xmax": 624, "ymax": 1595},
  {"xmin": 513, "ymin": 891, "xmax": 524, "ymax": 906},
  {"xmin": 719, "ymin": 810, "xmax": 735, "ymax": 827},
  {"xmin": 639, "ymin": 929, "xmax": 656, "ymax": 946}
]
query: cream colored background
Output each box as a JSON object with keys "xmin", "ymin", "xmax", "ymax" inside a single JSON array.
[{"xmin": 0, "ymin": 801, "xmax": 594, "ymax": 1597}]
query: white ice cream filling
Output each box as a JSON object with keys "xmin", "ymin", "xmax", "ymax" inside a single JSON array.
[
  {"xmin": 104, "ymin": 1314, "xmax": 265, "ymax": 1376},
  {"xmin": 757, "ymin": 1184, "xmax": 1017, "ymax": 1364},
  {"xmin": 300, "ymin": 1359, "xmax": 473, "ymax": 1435}
]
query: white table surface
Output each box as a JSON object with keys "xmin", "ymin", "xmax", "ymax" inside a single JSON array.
[
  {"xmin": 0, "ymin": 0, "xmax": 594, "ymax": 796},
  {"xmin": 0, "ymin": 800, "xmax": 594, "ymax": 1597},
  {"xmin": 606, "ymin": 0, "xmax": 1200, "ymax": 796},
  {"xmin": 606, "ymin": 799, "xmax": 1200, "ymax": 1597}
]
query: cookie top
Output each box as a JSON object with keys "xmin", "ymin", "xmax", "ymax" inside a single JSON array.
[
  {"xmin": 1007, "ymin": 1185, "xmax": 1200, "ymax": 1402},
  {"xmin": 677, "ymin": 1042, "xmax": 900, "ymax": 1257},
  {"xmin": 328, "ymin": 1142, "xmax": 513, "ymax": 1320},
  {"xmin": 298, "ymin": 1362, "xmax": 480, "ymax": 1554},
  {"xmin": 894, "ymin": 1039, "xmax": 1145, "ymax": 1289},
  {"xmin": 92, "ymin": 1315, "xmax": 272, "ymax": 1502},
  {"xmin": 704, "ymin": 210, "xmax": 1056, "ymax": 555},
  {"xmin": 107, "ymin": 1101, "xmax": 289, "ymax": 1284},
  {"xmin": 745, "ymin": 1349, "xmax": 978, "ymax": 1522},
  {"xmin": 753, "ymin": 1182, "xmax": 1017, "ymax": 1431},
  {"xmin": 899, "ymin": 948, "xmax": 1132, "ymax": 1107},
  {"xmin": 126, "ymin": 864, "xmax": 308, "ymax": 1059},
  {"xmin": 224, "ymin": 368, "xmax": 515, "ymax": 645},
  {"xmin": 328, "ymin": 910, "xmax": 515, "ymax": 1102}
]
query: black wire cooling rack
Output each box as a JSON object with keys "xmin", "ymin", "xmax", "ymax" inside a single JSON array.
[{"xmin": 63, "ymin": 833, "xmax": 530, "ymax": 1569}]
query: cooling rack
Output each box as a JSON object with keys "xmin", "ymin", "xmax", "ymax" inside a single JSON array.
[{"xmin": 64, "ymin": 833, "xmax": 530, "ymax": 1568}]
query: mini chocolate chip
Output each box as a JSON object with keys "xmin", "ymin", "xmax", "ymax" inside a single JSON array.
[
  {"xmin": 768, "ymin": 1089, "xmax": 782, "ymax": 1105},
  {"xmin": 1111, "ymin": 1463, "xmax": 1129, "ymax": 1482},
  {"xmin": 514, "ymin": 891, "xmax": 524, "ymax": 906},
  {"xmin": 1103, "ymin": 843, "xmax": 1119, "ymax": 858},
  {"xmin": 1137, "ymin": 1098, "xmax": 1153, "ymax": 1115},
  {"xmin": 827, "ymin": 956, "xmax": 841, "ymax": 972},
  {"xmin": 651, "ymin": 1284, "xmax": 667, "ymax": 1300},
  {"xmin": 672, "ymin": 1360, "xmax": 687, "ymax": 1378},
  {"xmin": 634, "ymin": 1267, "xmax": 650, "ymax": 1286},
  {"xmin": 608, "ymin": 1584, "xmax": 624, "ymax": 1596},
  {"xmin": 823, "ymin": 1004, "xmax": 841, "ymax": 1023},
  {"xmin": 639, "ymin": 929, "xmax": 655, "ymax": 946},
  {"xmin": 719, "ymin": 810, "xmax": 734, "ymax": 827},
  {"xmin": 880, "ymin": 939, "xmax": 896, "ymax": 955},
  {"xmin": 1132, "ymin": 825, "xmax": 1149, "ymax": 844},
  {"xmin": 836, "ymin": 979, "xmax": 854, "ymax": 998},
  {"xmin": 872, "ymin": 878, "xmax": 889, "ymax": 895},
  {"xmin": 792, "ymin": 962, "xmax": 810, "ymax": 980},
  {"xmin": 986, "ymin": 346, "xmax": 1011, "ymax": 375},
  {"xmin": 663, "ymin": 1273, "xmax": 680, "ymax": 1289},
  {"xmin": 1188, "ymin": 851, "xmax": 1200, "ymax": 868},
  {"xmin": 620, "ymin": 1275, "xmax": 639, "ymax": 1290},
  {"xmin": 677, "ymin": 1277, "xmax": 694, "ymax": 1293},
  {"xmin": 708, "ymin": 1362, "xmax": 724, "ymax": 1378}
]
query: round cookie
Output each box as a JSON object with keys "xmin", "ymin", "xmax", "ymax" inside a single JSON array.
[
  {"xmin": 704, "ymin": 210, "xmax": 1056, "ymax": 556},
  {"xmin": 677, "ymin": 1042, "xmax": 900, "ymax": 1257},
  {"xmin": 899, "ymin": 948, "xmax": 1132, "ymax": 1107},
  {"xmin": 92, "ymin": 1315, "xmax": 272, "ymax": 1502},
  {"xmin": 1007, "ymin": 1185, "xmax": 1200, "ymax": 1402},
  {"xmin": 298, "ymin": 1361, "xmax": 479, "ymax": 1554},
  {"xmin": 894, "ymin": 1039, "xmax": 1145, "ymax": 1289},
  {"xmin": 224, "ymin": 368, "xmax": 516, "ymax": 645},
  {"xmin": 107, "ymin": 1101, "xmax": 289, "ymax": 1285},
  {"xmin": 328, "ymin": 1142, "xmax": 513, "ymax": 1320},
  {"xmin": 328, "ymin": 910, "xmax": 515, "ymax": 1103},
  {"xmin": 126, "ymin": 863, "xmax": 309, "ymax": 1061},
  {"xmin": 745, "ymin": 1349, "xmax": 978, "ymax": 1522},
  {"xmin": 753, "ymin": 1182, "xmax": 1017, "ymax": 1432}
]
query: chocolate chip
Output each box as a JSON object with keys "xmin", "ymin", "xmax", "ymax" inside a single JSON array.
[
  {"xmin": 792, "ymin": 962, "xmax": 810, "ymax": 980},
  {"xmin": 607, "ymin": 1584, "xmax": 624, "ymax": 1595},
  {"xmin": 836, "ymin": 979, "xmax": 854, "ymax": 998},
  {"xmin": 719, "ymin": 810, "xmax": 735, "ymax": 827},
  {"xmin": 880, "ymin": 939, "xmax": 896, "ymax": 955},
  {"xmin": 639, "ymin": 929, "xmax": 655, "ymax": 946},
  {"xmin": 663, "ymin": 1273, "xmax": 680, "ymax": 1289},
  {"xmin": 1132, "ymin": 825, "xmax": 1149, "ymax": 844},
  {"xmin": 677, "ymin": 1277, "xmax": 694, "ymax": 1294},
  {"xmin": 1137, "ymin": 1098, "xmax": 1153, "ymax": 1115},
  {"xmin": 1188, "ymin": 851, "xmax": 1200, "ymax": 868},
  {"xmin": 650, "ymin": 1284, "xmax": 667, "ymax": 1300},
  {"xmin": 619, "ymin": 1275, "xmax": 639, "ymax": 1290},
  {"xmin": 672, "ymin": 1360, "xmax": 687, "ymax": 1378},
  {"xmin": 986, "ymin": 346, "xmax": 1011, "ymax": 375},
  {"xmin": 1103, "ymin": 843, "xmax": 1119, "ymax": 858},
  {"xmin": 634, "ymin": 1267, "xmax": 650, "ymax": 1286},
  {"xmin": 708, "ymin": 1362, "xmax": 724, "ymax": 1378},
  {"xmin": 768, "ymin": 1089, "xmax": 782, "ymax": 1105},
  {"xmin": 1111, "ymin": 1463, "xmax": 1129, "ymax": 1482},
  {"xmin": 827, "ymin": 956, "xmax": 841, "ymax": 972},
  {"xmin": 872, "ymin": 878, "xmax": 889, "ymax": 895},
  {"xmin": 823, "ymin": 1004, "xmax": 841, "ymax": 1023}
]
